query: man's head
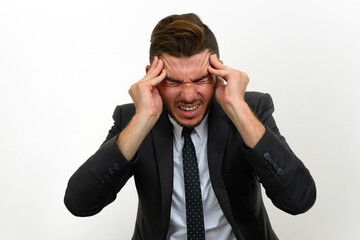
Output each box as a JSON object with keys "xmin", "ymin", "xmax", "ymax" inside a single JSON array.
[
  {"xmin": 147, "ymin": 13, "xmax": 220, "ymax": 128},
  {"xmin": 149, "ymin": 13, "xmax": 219, "ymax": 64}
]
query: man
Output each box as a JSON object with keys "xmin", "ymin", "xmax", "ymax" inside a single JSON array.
[{"xmin": 64, "ymin": 13, "xmax": 316, "ymax": 240}]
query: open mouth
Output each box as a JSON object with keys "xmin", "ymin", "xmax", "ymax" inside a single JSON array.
[{"xmin": 179, "ymin": 105, "xmax": 200, "ymax": 112}]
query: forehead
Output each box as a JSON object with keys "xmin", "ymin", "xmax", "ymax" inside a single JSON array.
[{"xmin": 160, "ymin": 50, "xmax": 211, "ymax": 78}]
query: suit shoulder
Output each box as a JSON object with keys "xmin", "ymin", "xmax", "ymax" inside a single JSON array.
[
  {"xmin": 112, "ymin": 103, "xmax": 135, "ymax": 127},
  {"xmin": 244, "ymin": 91, "xmax": 274, "ymax": 116}
]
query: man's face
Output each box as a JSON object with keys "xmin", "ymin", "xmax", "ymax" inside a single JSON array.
[{"xmin": 156, "ymin": 50, "xmax": 216, "ymax": 128}]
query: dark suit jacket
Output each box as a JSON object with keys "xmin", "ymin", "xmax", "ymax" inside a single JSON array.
[{"xmin": 64, "ymin": 92, "xmax": 316, "ymax": 240}]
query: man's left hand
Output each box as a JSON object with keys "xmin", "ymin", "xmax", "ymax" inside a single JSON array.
[
  {"xmin": 208, "ymin": 54, "xmax": 249, "ymax": 118},
  {"xmin": 208, "ymin": 54, "xmax": 265, "ymax": 148}
]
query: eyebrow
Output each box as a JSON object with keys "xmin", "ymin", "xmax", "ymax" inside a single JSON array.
[{"xmin": 165, "ymin": 73, "xmax": 211, "ymax": 82}]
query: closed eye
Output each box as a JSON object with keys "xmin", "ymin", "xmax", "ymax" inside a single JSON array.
[
  {"xmin": 195, "ymin": 78, "xmax": 208, "ymax": 83},
  {"xmin": 162, "ymin": 79, "xmax": 182, "ymax": 87},
  {"xmin": 161, "ymin": 74, "xmax": 213, "ymax": 87},
  {"xmin": 193, "ymin": 74, "xmax": 212, "ymax": 84}
]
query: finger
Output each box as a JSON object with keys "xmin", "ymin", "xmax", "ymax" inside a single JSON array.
[
  {"xmin": 142, "ymin": 58, "xmax": 164, "ymax": 82},
  {"xmin": 208, "ymin": 65, "xmax": 231, "ymax": 81},
  {"xmin": 150, "ymin": 69, "xmax": 166, "ymax": 86},
  {"xmin": 215, "ymin": 78, "xmax": 225, "ymax": 98},
  {"xmin": 216, "ymin": 77, "xmax": 226, "ymax": 88},
  {"xmin": 148, "ymin": 58, "xmax": 164, "ymax": 79},
  {"xmin": 210, "ymin": 54, "xmax": 226, "ymax": 70},
  {"xmin": 147, "ymin": 56, "xmax": 159, "ymax": 74},
  {"xmin": 148, "ymin": 56, "xmax": 158, "ymax": 72},
  {"xmin": 142, "ymin": 57, "xmax": 158, "ymax": 80}
]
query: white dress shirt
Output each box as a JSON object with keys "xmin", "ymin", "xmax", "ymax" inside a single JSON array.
[{"xmin": 166, "ymin": 115, "xmax": 236, "ymax": 240}]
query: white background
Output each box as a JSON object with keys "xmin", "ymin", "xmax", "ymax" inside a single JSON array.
[{"xmin": 1, "ymin": 0, "xmax": 359, "ymax": 239}]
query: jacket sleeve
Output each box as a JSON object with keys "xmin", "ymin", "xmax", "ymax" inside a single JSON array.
[
  {"xmin": 64, "ymin": 104, "xmax": 138, "ymax": 217},
  {"xmin": 243, "ymin": 92, "xmax": 316, "ymax": 215}
]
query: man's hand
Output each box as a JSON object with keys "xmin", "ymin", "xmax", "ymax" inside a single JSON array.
[
  {"xmin": 208, "ymin": 54, "xmax": 265, "ymax": 148},
  {"xmin": 117, "ymin": 56, "xmax": 166, "ymax": 161},
  {"xmin": 129, "ymin": 56, "xmax": 167, "ymax": 124},
  {"xmin": 208, "ymin": 54, "xmax": 249, "ymax": 117}
]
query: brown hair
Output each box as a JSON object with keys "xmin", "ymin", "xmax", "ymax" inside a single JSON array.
[{"xmin": 149, "ymin": 13, "xmax": 219, "ymax": 63}]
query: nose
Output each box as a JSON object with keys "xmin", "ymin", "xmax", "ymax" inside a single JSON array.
[{"xmin": 180, "ymin": 82, "xmax": 197, "ymax": 102}]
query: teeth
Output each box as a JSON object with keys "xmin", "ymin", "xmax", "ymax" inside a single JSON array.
[{"xmin": 180, "ymin": 105, "xmax": 199, "ymax": 111}]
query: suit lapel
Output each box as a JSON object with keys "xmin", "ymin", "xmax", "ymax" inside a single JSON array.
[
  {"xmin": 151, "ymin": 110, "xmax": 174, "ymax": 238},
  {"xmin": 207, "ymin": 99, "xmax": 237, "ymax": 229}
]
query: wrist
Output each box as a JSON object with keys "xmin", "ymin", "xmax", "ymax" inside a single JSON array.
[
  {"xmin": 134, "ymin": 105, "xmax": 162, "ymax": 129},
  {"xmin": 132, "ymin": 113, "xmax": 158, "ymax": 131},
  {"xmin": 116, "ymin": 112, "xmax": 158, "ymax": 161},
  {"xmin": 229, "ymin": 101, "xmax": 265, "ymax": 148},
  {"xmin": 221, "ymin": 97, "xmax": 247, "ymax": 120}
]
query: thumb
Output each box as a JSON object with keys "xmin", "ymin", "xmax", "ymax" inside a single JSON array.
[{"xmin": 215, "ymin": 78, "xmax": 225, "ymax": 99}]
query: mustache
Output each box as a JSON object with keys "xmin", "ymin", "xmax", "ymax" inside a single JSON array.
[{"xmin": 176, "ymin": 99, "xmax": 202, "ymax": 105}]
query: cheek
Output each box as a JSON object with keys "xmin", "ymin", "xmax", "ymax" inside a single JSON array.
[
  {"xmin": 198, "ymin": 85, "xmax": 216, "ymax": 99},
  {"xmin": 158, "ymin": 87, "xmax": 178, "ymax": 105}
]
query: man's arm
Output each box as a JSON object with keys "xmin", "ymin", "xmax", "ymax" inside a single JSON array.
[
  {"xmin": 117, "ymin": 56, "xmax": 166, "ymax": 160},
  {"xmin": 209, "ymin": 55, "xmax": 316, "ymax": 214},
  {"xmin": 64, "ymin": 57, "xmax": 167, "ymax": 216},
  {"xmin": 208, "ymin": 54, "xmax": 265, "ymax": 148},
  {"xmin": 64, "ymin": 113, "xmax": 134, "ymax": 217},
  {"xmin": 245, "ymin": 92, "xmax": 316, "ymax": 214}
]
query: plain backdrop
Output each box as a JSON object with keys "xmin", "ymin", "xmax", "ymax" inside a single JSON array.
[{"xmin": 1, "ymin": 0, "xmax": 359, "ymax": 239}]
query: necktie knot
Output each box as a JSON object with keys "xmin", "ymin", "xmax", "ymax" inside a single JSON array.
[{"xmin": 182, "ymin": 128, "xmax": 193, "ymax": 138}]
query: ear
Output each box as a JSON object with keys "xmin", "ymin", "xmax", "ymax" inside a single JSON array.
[{"xmin": 146, "ymin": 65, "xmax": 150, "ymax": 73}]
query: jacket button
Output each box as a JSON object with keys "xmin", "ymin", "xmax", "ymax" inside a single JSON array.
[
  {"xmin": 269, "ymin": 158, "xmax": 275, "ymax": 165},
  {"xmin": 264, "ymin": 152, "xmax": 270, "ymax": 160},
  {"xmin": 277, "ymin": 168, "xmax": 284, "ymax": 176},
  {"xmin": 273, "ymin": 163, "xmax": 279, "ymax": 171},
  {"xmin": 108, "ymin": 168, "xmax": 115, "ymax": 176},
  {"xmin": 103, "ymin": 173, "xmax": 110, "ymax": 180},
  {"xmin": 113, "ymin": 163, "xmax": 120, "ymax": 171},
  {"xmin": 100, "ymin": 178, "xmax": 106, "ymax": 184}
]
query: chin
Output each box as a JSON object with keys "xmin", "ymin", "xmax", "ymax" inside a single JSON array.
[
  {"xmin": 170, "ymin": 113, "xmax": 205, "ymax": 128},
  {"xmin": 179, "ymin": 119, "xmax": 202, "ymax": 128}
]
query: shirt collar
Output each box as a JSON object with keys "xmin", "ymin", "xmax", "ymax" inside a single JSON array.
[{"xmin": 168, "ymin": 113, "xmax": 209, "ymax": 141}]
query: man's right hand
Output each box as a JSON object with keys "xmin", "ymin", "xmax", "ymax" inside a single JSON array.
[
  {"xmin": 116, "ymin": 56, "xmax": 166, "ymax": 161},
  {"xmin": 129, "ymin": 56, "xmax": 167, "ymax": 125}
]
